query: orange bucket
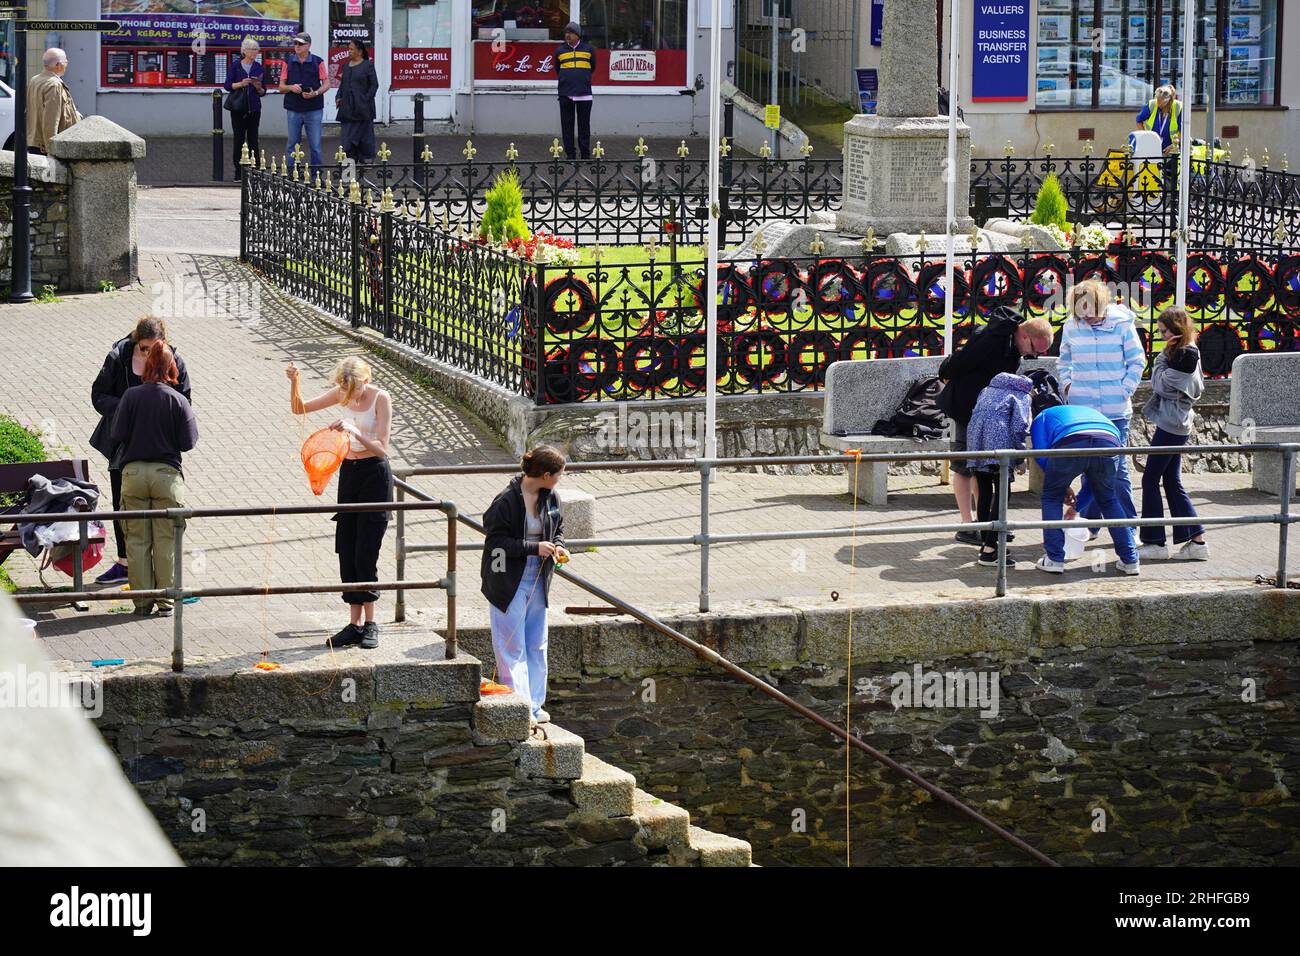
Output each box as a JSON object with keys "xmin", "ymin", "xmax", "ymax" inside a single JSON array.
[
  {"xmin": 480, "ymin": 679, "xmax": 512, "ymax": 696},
  {"xmin": 301, "ymin": 427, "xmax": 349, "ymax": 495}
]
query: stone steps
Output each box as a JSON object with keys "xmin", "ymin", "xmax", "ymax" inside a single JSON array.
[{"xmin": 471, "ymin": 686, "xmax": 752, "ymax": 866}]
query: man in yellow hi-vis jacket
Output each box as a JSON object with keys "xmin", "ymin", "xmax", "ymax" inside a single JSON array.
[
  {"xmin": 552, "ymin": 22, "xmax": 595, "ymax": 160},
  {"xmin": 1135, "ymin": 85, "xmax": 1182, "ymax": 155}
]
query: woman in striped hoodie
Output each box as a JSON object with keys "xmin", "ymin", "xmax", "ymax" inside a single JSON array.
[{"xmin": 1058, "ymin": 280, "xmax": 1146, "ymax": 529}]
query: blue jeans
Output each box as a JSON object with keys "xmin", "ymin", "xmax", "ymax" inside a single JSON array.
[
  {"xmin": 1140, "ymin": 427, "xmax": 1205, "ymax": 545},
  {"xmin": 1042, "ymin": 435, "xmax": 1138, "ymax": 565},
  {"xmin": 285, "ymin": 109, "xmax": 323, "ymax": 170},
  {"xmin": 1074, "ymin": 416, "xmax": 1136, "ymax": 532},
  {"xmin": 489, "ymin": 557, "xmax": 549, "ymax": 718}
]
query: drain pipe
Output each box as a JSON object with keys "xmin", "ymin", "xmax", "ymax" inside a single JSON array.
[{"xmin": 394, "ymin": 477, "xmax": 1058, "ymax": 867}]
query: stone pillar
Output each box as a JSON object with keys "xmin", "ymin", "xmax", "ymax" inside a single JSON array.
[
  {"xmin": 47, "ymin": 116, "xmax": 146, "ymax": 292},
  {"xmin": 878, "ymin": 0, "xmax": 938, "ymax": 118}
]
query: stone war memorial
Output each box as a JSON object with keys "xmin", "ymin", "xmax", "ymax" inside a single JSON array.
[{"xmin": 0, "ymin": 0, "xmax": 1297, "ymax": 919}]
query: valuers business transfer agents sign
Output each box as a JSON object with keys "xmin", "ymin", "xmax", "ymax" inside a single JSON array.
[{"xmin": 972, "ymin": 2, "xmax": 1029, "ymax": 102}]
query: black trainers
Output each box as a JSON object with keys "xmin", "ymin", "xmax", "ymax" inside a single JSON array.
[
  {"xmin": 328, "ymin": 624, "xmax": 364, "ymax": 648},
  {"xmin": 977, "ymin": 549, "xmax": 1015, "ymax": 568},
  {"xmin": 360, "ymin": 622, "xmax": 379, "ymax": 649},
  {"xmin": 955, "ymin": 529, "xmax": 983, "ymax": 546}
]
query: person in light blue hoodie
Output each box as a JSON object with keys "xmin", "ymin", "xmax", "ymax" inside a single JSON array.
[{"xmin": 1058, "ymin": 279, "xmax": 1146, "ymax": 532}]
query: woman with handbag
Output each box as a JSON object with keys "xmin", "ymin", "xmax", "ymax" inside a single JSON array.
[
  {"xmin": 336, "ymin": 40, "xmax": 379, "ymax": 164},
  {"xmin": 224, "ymin": 38, "xmax": 265, "ymax": 180}
]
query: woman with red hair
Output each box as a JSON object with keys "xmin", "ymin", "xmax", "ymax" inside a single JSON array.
[{"xmin": 110, "ymin": 342, "xmax": 199, "ymax": 616}]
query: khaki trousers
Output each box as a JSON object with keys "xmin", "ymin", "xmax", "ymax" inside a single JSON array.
[{"xmin": 120, "ymin": 461, "xmax": 186, "ymax": 611}]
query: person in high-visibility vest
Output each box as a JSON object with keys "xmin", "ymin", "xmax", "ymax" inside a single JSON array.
[{"xmin": 1135, "ymin": 85, "xmax": 1183, "ymax": 155}]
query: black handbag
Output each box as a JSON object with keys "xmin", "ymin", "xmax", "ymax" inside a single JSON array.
[{"xmin": 223, "ymin": 84, "xmax": 250, "ymax": 114}]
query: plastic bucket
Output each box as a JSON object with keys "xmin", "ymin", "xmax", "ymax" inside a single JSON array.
[
  {"xmin": 16, "ymin": 618, "xmax": 37, "ymax": 637},
  {"xmin": 1063, "ymin": 524, "xmax": 1090, "ymax": 560}
]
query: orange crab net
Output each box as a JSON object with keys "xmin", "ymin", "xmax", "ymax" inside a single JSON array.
[{"xmin": 301, "ymin": 427, "xmax": 349, "ymax": 495}]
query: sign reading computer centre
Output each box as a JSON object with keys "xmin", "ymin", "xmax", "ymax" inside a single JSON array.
[{"xmin": 972, "ymin": 3, "xmax": 1029, "ymax": 102}]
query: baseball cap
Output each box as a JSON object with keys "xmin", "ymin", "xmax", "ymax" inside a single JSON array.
[{"xmin": 293, "ymin": 32, "xmax": 311, "ymax": 45}]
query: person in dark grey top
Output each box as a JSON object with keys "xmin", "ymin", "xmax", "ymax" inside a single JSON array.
[
  {"xmin": 336, "ymin": 39, "xmax": 378, "ymax": 163},
  {"xmin": 109, "ymin": 342, "xmax": 198, "ymax": 616}
]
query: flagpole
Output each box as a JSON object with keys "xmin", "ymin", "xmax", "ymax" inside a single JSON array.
[
  {"xmin": 705, "ymin": 0, "xmax": 723, "ymax": 462},
  {"xmin": 943, "ymin": 0, "xmax": 961, "ymax": 354},
  {"xmin": 1175, "ymin": 1, "xmax": 1194, "ymax": 308}
]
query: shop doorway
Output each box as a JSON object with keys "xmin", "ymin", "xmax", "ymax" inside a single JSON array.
[{"xmin": 321, "ymin": 0, "xmax": 391, "ymax": 124}]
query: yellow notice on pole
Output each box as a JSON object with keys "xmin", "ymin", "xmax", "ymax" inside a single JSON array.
[{"xmin": 764, "ymin": 104, "xmax": 780, "ymax": 130}]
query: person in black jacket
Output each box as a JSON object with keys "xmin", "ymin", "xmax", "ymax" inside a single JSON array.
[
  {"xmin": 89, "ymin": 316, "xmax": 192, "ymax": 585},
  {"xmin": 335, "ymin": 39, "xmax": 378, "ymax": 164},
  {"xmin": 552, "ymin": 22, "xmax": 595, "ymax": 160},
  {"xmin": 110, "ymin": 343, "xmax": 199, "ymax": 616},
  {"xmin": 937, "ymin": 309, "xmax": 1052, "ymax": 544},
  {"xmin": 480, "ymin": 444, "xmax": 569, "ymax": 727}
]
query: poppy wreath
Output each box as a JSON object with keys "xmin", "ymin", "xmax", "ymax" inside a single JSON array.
[
  {"xmin": 969, "ymin": 255, "xmax": 1023, "ymax": 312},
  {"xmin": 1195, "ymin": 322, "xmax": 1245, "ymax": 377},
  {"xmin": 542, "ymin": 346, "xmax": 577, "ymax": 404},
  {"xmin": 676, "ymin": 331, "xmax": 732, "ymax": 394},
  {"xmin": 541, "ymin": 274, "xmax": 597, "ymax": 336},
  {"xmin": 700, "ymin": 263, "xmax": 758, "ymax": 326},
  {"xmin": 1276, "ymin": 255, "xmax": 1300, "ymax": 316},
  {"xmin": 622, "ymin": 335, "xmax": 680, "ymax": 393},
  {"xmin": 786, "ymin": 330, "xmax": 839, "ymax": 386},
  {"xmin": 892, "ymin": 326, "xmax": 945, "ymax": 358},
  {"xmin": 1225, "ymin": 257, "xmax": 1277, "ymax": 314},
  {"xmin": 1247, "ymin": 318, "xmax": 1297, "ymax": 354},
  {"xmin": 732, "ymin": 329, "xmax": 790, "ymax": 386},
  {"xmin": 838, "ymin": 327, "xmax": 897, "ymax": 362},
  {"xmin": 1022, "ymin": 255, "xmax": 1071, "ymax": 311},
  {"xmin": 1072, "ymin": 253, "xmax": 1120, "ymax": 287},
  {"xmin": 1183, "ymin": 253, "xmax": 1226, "ymax": 310},
  {"xmin": 1124, "ymin": 249, "xmax": 1177, "ymax": 306},
  {"xmin": 916, "ymin": 261, "xmax": 971, "ymax": 318},
  {"xmin": 559, "ymin": 339, "xmax": 622, "ymax": 402},
  {"xmin": 864, "ymin": 259, "xmax": 919, "ymax": 316},
  {"xmin": 753, "ymin": 258, "xmax": 808, "ymax": 314},
  {"xmin": 809, "ymin": 259, "xmax": 863, "ymax": 315}
]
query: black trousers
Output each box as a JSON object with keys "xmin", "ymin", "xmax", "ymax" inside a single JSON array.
[
  {"xmin": 558, "ymin": 97, "xmax": 592, "ymax": 159},
  {"xmin": 232, "ymin": 110, "xmax": 261, "ymax": 175},
  {"xmin": 110, "ymin": 468, "xmax": 126, "ymax": 558},
  {"xmin": 974, "ymin": 470, "xmax": 1002, "ymax": 548},
  {"xmin": 334, "ymin": 457, "xmax": 392, "ymax": 605}
]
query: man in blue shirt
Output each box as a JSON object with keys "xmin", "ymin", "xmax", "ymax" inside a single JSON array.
[
  {"xmin": 279, "ymin": 32, "xmax": 327, "ymax": 171},
  {"xmin": 1030, "ymin": 405, "xmax": 1140, "ymax": 575},
  {"xmin": 553, "ymin": 22, "xmax": 595, "ymax": 160}
]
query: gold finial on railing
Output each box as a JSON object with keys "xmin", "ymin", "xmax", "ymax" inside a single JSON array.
[
  {"xmin": 380, "ymin": 188, "xmax": 395, "ymax": 213},
  {"xmin": 800, "ymin": 141, "xmax": 814, "ymax": 157},
  {"xmin": 1281, "ymin": 153, "xmax": 1289, "ymax": 173},
  {"xmin": 701, "ymin": 233, "xmax": 710, "ymax": 258},
  {"xmin": 861, "ymin": 228, "xmax": 880, "ymax": 254},
  {"xmin": 719, "ymin": 137, "xmax": 732, "ymax": 157},
  {"xmin": 550, "ymin": 137, "xmax": 565, "ymax": 159},
  {"xmin": 1082, "ymin": 139, "xmax": 1094, "ymax": 156},
  {"xmin": 759, "ymin": 141, "xmax": 773, "ymax": 159},
  {"xmin": 1044, "ymin": 142, "xmax": 1056, "ymax": 155},
  {"xmin": 809, "ymin": 232, "xmax": 826, "ymax": 256},
  {"xmin": 463, "ymin": 139, "xmax": 477, "ymax": 161},
  {"xmin": 592, "ymin": 141, "xmax": 606, "ymax": 159},
  {"xmin": 1069, "ymin": 227, "xmax": 1081, "ymax": 249},
  {"xmin": 348, "ymin": 179, "xmax": 362, "ymax": 204},
  {"xmin": 969, "ymin": 223, "xmax": 982, "ymax": 248},
  {"xmin": 1020, "ymin": 232, "xmax": 1035, "ymax": 250},
  {"xmin": 592, "ymin": 242, "xmax": 605, "ymax": 263},
  {"xmin": 677, "ymin": 140, "xmax": 690, "ymax": 158},
  {"xmin": 314, "ymin": 170, "xmax": 323, "ymax": 190},
  {"xmin": 324, "ymin": 170, "xmax": 333, "ymax": 193},
  {"xmin": 441, "ymin": 210, "xmax": 450, "ymax": 231},
  {"xmin": 337, "ymin": 175, "xmax": 346, "ymax": 199},
  {"xmin": 291, "ymin": 162, "xmax": 300, "ymax": 183},
  {"xmin": 1223, "ymin": 227, "xmax": 1237, "ymax": 247},
  {"xmin": 505, "ymin": 142, "xmax": 519, "ymax": 162},
  {"xmin": 1262, "ymin": 147, "xmax": 1271, "ymax": 168},
  {"xmin": 421, "ymin": 144, "xmax": 433, "ymax": 163},
  {"xmin": 750, "ymin": 229, "xmax": 768, "ymax": 256},
  {"xmin": 1223, "ymin": 141, "xmax": 1231, "ymax": 161},
  {"xmin": 364, "ymin": 187, "xmax": 374, "ymax": 209},
  {"xmin": 1120, "ymin": 141, "xmax": 1134, "ymax": 156},
  {"xmin": 1242, "ymin": 145, "xmax": 1252, "ymax": 167},
  {"xmin": 260, "ymin": 148, "xmax": 267, "ymax": 170},
  {"xmin": 1003, "ymin": 140, "xmax": 1015, "ymax": 157},
  {"xmin": 335, "ymin": 145, "xmax": 347, "ymax": 164},
  {"xmin": 644, "ymin": 237, "xmax": 659, "ymax": 261},
  {"xmin": 916, "ymin": 230, "xmax": 930, "ymax": 253},
  {"xmin": 291, "ymin": 143, "xmax": 306, "ymax": 168},
  {"xmin": 240, "ymin": 143, "xmax": 252, "ymax": 166},
  {"xmin": 377, "ymin": 142, "xmax": 392, "ymax": 163},
  {"xmin": 1274, "ymin": 222, "xmax": 1289, "ymax": 244},
  {"xmin": 633, "ymin": 136, "xmax": 649, "ymax": 158}
]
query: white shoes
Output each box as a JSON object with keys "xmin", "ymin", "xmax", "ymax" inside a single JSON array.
[
  {"xmin": 1173, "ymin": 541, "xmax": 1210, "ymax": 561},
  {"xmin": 534, "ymin": 709, "xmax": 551, "ymax": 724},
  {"xmin": 1137, "ymin": 543, "xmax": 1170, "ymax": 560},
  {"xmin": 1035, "ymin": 555, "xmax": 1066, "ymax": 574},
  {"xmin": 1115, "ymin": 559, "xmax": 1141, "ymax": 575}
]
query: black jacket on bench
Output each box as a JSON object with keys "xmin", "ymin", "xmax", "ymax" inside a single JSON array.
[
  {"xmin": 90, "ymin": 337, "xmax": 192, "ymax": 468},
  {"xmin": 936, "ymin": 308, "xmax": 1024, "ymax": 425},
  {"xmin": 479, "ymin": 476, "xmax": 565, "ymax": 614}
]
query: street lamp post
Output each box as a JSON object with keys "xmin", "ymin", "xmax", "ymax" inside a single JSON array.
[{"xmin": 9, "ymin": 18, "xmax": 33, "ymax": 303}]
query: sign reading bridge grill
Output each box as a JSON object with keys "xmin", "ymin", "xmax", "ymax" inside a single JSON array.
[{"xmin": 972, "ymin": 2, "xmax": 1029, "ymax": 102}]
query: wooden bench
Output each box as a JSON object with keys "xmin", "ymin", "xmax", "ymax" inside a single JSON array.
[
  {"xmin": 822, "ymin": 355, "xmax": 1059, "ymax": 504},
  {"xmin": 1, "ymin": 459, "xmax": 105, "ymax": 604},
  {"xmin": 1225, "ymin": 353, "xmax": 1300, "ymax": 499}
]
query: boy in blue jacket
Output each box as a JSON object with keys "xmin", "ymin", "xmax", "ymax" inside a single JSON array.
[{"xmin": 1030, "ymin": 405, "xmax": 1140, "ymax": 575}]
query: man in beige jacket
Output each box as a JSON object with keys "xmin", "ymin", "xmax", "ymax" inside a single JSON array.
[{"xmin": 27, "ymin": 48, "xmax": 82, "ymax": 154}]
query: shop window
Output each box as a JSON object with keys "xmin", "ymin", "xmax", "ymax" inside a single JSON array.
[
  {"xmin": 581, "ymin": 0, "xmax": 688, "ymax": 50},
  {"xmin": 472, "ymin": 0, "xmax": 572, "ymax": 41},
  {"xmin": 1221, "ymin": 0, "xmax": 1277, "ymax": 106},
  {"xmin": 393, "ymin": 0, "xmax": 453, "ymax": 88}
]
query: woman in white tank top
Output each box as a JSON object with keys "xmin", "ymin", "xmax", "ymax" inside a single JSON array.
[{"xmin": 286, "ymin": 356, "xmax": 394, "ymax": 650}]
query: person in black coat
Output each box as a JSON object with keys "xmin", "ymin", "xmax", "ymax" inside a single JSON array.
[
  {"xmin": 480, "ymin": 445, "xmax": 569, "ymax": 727},
  {"xmin": 552, "ymin": 22, "xmax": 595, "ymax": 160},
  {"xmin": 89, "ymin": 316, "xmax": 192, "ymax": 584},
  {"xmin": 936, "ymin": 309, "xmax": 1052, "ymax": 544},
  {"xmin": 336, "ymin": 39, "xmax": 378, "ymax": 163}
]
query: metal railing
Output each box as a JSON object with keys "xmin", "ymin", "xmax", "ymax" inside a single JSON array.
[
  {"xmin": 393, "ymin": 442, "xmax": 1298, "ymax": 611},
  {"xmin": 14, "ymin": 499, "xmax": 459, "ymax": 672}
]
